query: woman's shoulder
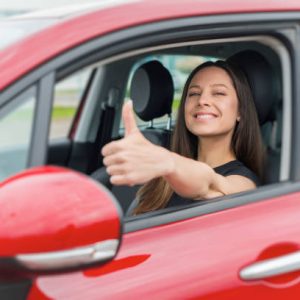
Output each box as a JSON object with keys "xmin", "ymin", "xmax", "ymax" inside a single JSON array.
[{"xmin": 214, "ymin": 160, "xmax": 260, "ymax": 186}]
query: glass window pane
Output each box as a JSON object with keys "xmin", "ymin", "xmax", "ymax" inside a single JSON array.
[
  {"xmin": 0, "ymin": 89, "xmax": 36, "ymax": 180},
  {"xmin": 49, "ymin": 68, "xmax": 92, "ymax": 139}
]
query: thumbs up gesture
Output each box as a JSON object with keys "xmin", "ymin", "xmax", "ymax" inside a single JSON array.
[
  {"xmin": 101, "ymin": 100, "xmax": 173, "ymax": 186},
  {"xmin": 122, "ymin": 99, "xmax": 140, "ymax": 137}
]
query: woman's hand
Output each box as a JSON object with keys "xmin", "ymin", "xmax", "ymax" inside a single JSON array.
[
  {"xmin": 102, "ymin": 101, "xmax": 256, "ymax": 198},
  {"xmin": 101, "ymin": 100, "xmax": 174, "ymax": 186}
]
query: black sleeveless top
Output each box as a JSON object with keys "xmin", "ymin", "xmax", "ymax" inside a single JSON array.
[{"xmin": 166, "ymin": 160, "xmax": 259, "ymax": 208}]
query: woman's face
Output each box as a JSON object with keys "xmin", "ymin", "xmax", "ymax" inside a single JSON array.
[{"xmin": 184, "ymin": 66, "xmax": 240, "ymax": 139}]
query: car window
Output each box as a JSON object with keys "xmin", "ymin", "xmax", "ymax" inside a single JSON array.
[
  {"xmin": 49, "ymin": 68, "xmax": 92, "ymax": 139},
  {"xmin": 105, "ymin": 44, "xmax": 284, "ymax": 217},
  {"xmin": 0, "ymin": 87, "xmax": 36, "ymax": 180},
  {"xmin": 120, "ymin": 54, "xmax": 218, "ymax": 130}
]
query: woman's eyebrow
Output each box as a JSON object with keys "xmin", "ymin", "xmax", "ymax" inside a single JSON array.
[
  {"xmin": 189, "ymin": 83, "xmax": 229, "ymax": 89},
  {"xmin": 210, "ymin": 83, "xmax": 229, "ymax": 89},
  {"xmin": 188, "ymin": 84, "xmax": 201, "ymax": 89}
]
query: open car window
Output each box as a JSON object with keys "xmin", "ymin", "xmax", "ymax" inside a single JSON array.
[
  {"xmin": 45, "ymin": 34, "xmax": 288, "ymax": 224},
  {"xmin": 90, "ymin": 41, "xmax": 284, "ymax": 217}
]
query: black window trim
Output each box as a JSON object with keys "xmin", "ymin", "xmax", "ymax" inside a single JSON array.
[{"xmin": 28, "ymin": 72, "xmax": 55, "ymax": 167}]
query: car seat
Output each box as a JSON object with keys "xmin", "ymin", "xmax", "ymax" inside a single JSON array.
[
  {"xmin": 91, "ymin": 60, "xmax": 174, "ymax": 212},
  {"xmin": 130, "ymin": 60, "xmax": 174, "ymax": 148},
  {"xmin": 227, "ymin": 50, "xmax": 281, "ymax": 184}
]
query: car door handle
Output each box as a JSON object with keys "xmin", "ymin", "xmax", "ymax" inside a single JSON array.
[
  {"xmin": 15, "ymin": 239, "xmax": 119, "ymax": 271},
  {"xmin": 240, "ymin": 250, "xmax": 300, "ymax": 280}
]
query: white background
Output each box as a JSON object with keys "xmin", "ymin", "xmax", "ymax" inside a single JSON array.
[{"xmin": 0, "ymin": 0, "xmax": 89, "ymax": 10}]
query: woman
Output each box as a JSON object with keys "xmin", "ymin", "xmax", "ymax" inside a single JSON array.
[{"xmin": 102, "ymin": 60, "xmax": 265, "ymax": 215}]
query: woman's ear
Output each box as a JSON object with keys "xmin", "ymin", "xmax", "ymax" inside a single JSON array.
[{"xmin": 237, "ymin": 116, "xmax": 241, "ymax": 122}]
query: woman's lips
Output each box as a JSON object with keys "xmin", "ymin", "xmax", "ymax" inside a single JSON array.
[{"xmin": 194, "ymin": 112, "xmax": 218, "ymax": 120}]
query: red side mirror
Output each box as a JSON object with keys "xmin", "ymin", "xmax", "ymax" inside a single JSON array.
[{"xmin": 0, "ymin": 166, "xmax": 122, "ymax": 277}]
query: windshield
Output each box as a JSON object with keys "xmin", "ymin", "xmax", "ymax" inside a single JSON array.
[{"xmin": 0, "ymin": 19, "xmax": 56, "ymax": 50}]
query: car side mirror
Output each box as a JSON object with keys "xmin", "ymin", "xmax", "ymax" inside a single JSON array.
[{"xmin": 0, "ymin": 166, "xmax": 122, "ymax": 277}]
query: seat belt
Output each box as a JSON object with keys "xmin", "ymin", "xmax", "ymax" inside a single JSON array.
[{"xmin": 87, "ymin": 87, "xmax": 119, "ymax": 173}]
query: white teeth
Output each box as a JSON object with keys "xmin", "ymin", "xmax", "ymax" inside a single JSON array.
[{"xmin": 196, "ymin": 114, "xmax": 215, "ymax": 119}]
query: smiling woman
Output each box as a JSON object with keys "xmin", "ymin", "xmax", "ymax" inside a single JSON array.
[
  {"xmin": 102, "ymin": 59, "xmax": 264, "ymax": 214},
  {"xmin": 185, "ymin": 65, "xmax": 240, "ymax": 139}
]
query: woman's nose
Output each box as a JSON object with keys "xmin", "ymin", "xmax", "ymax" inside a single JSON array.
[{"xmin": 197, "ymin": 92, "xmax": 211, "ymax": 106}]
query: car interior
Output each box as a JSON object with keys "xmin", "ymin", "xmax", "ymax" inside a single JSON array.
[{"xmin": 47, "ymin": 38, "xmax": 284, "ymax": 216}]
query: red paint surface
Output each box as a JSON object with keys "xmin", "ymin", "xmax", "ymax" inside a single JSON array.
[
  {"xmin": 84, "ymin": 255, "xmax": 150, "ymax": 277},
  {"xmin": 1, "ymin": 0, "xmax": 300, "ymax": 90},
  {"xmin": 27, "ymin": 191, "xmax": 300, "ymax": 299},
  {"xmin": 0, "ymin": 166, "xmax": 120, "ymax": 255}
]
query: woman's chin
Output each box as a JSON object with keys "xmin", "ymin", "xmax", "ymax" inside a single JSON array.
[
  {"xmin": 193, "ymin": 129, "xmax": 233, "ymax": 139},
  {"xmin": 189, "ymin": 127, "xmax": 219, "ymax": 137}
]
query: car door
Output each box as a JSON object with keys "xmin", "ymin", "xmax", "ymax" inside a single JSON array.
[{"xmin": 26, "ymin": 187, "xmax": 300, "ymax": 300}]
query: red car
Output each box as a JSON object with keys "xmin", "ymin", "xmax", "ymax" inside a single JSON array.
[{"xmin": 1, "ymin": 0, "xmax": 300, "ymax": 299}]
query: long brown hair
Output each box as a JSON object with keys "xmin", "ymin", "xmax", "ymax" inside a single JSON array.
[{"xmin": 134, "ymin": 60, "xmax": 265, "ymax": 215}]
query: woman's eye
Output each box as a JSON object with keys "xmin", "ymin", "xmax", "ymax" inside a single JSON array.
[
  {"xmin": 213, "ymin": 91, "xmax": 226, "ymax": 96},
  {"xmin": 188, "ymin": 92, "xmax": 200, "ymax": 97}
]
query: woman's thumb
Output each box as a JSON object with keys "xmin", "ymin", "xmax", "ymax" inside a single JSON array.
[{"xmin": 123, "ymin": 100, "xmax": 138, "ymax": 136}]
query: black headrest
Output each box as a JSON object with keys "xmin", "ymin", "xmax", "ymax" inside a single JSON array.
[
  {"xmin": 227, "ymin": 50, "xmax": 276, "ymax": 125},
  {"xmin": 130, "ymin": 60, "xmax": 174, "ymax": 121}
]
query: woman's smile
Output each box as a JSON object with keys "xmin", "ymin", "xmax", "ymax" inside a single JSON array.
[{"xmin": 194, "ymin": 111, "xmax": 218, "ymax": 121}]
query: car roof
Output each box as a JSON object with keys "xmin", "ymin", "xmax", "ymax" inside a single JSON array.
[
  {"xmin": 1, "ymin": 0, "xmax": 300, "ymax": 90},
  {"xmin": 8, "ymin": 0, "xmax": 137, "ymax": 20}
]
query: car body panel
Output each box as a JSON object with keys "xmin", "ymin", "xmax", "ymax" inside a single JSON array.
[
  {"xmin": 27, "ymin": 191, "xmax": 300, "ymax": 299},
  {"xmin": 1, "ymin": 0, "xmax": 300, "ymax": 90}
]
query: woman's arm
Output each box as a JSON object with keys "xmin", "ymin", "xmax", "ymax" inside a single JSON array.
[
  {"xmin": 102, "ymin": 101, "xmax": 256, "ymax": 199},
  {"xmin": 164, "ymin": 152, "xmax": 256, "ymax": 199}
]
